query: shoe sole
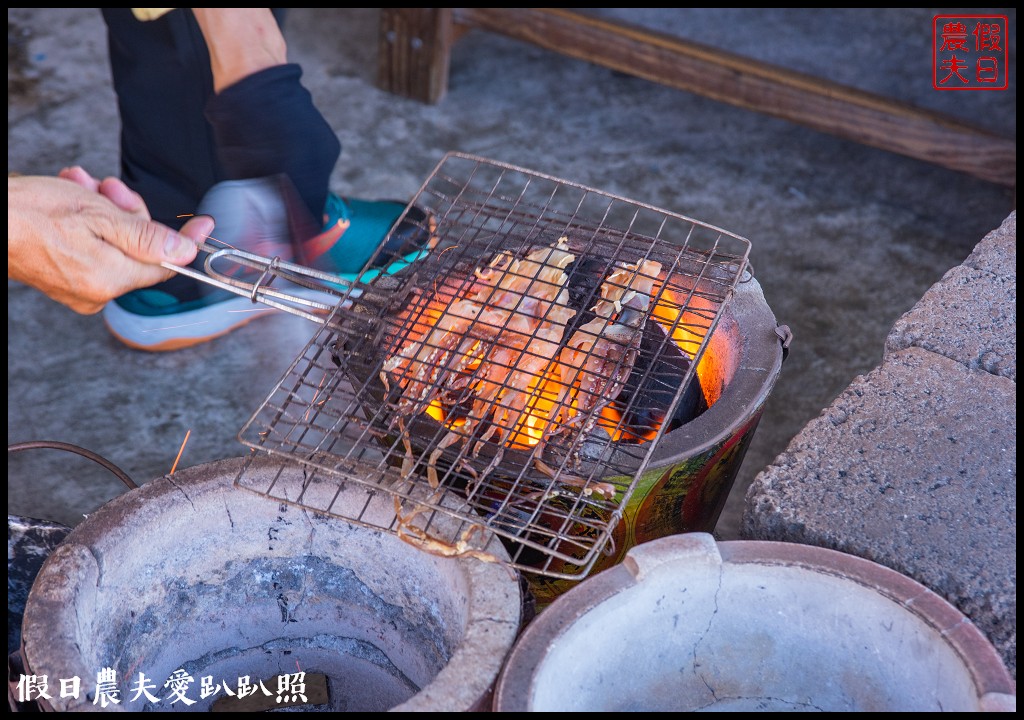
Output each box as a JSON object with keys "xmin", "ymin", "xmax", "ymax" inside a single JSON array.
[
  {"xmin": 102, "ymin": 287, "xmax": 344, "ymax": 352},
  {"xmin": 103, "ymin": 296, "xmax": 279, "ymax": 351}
]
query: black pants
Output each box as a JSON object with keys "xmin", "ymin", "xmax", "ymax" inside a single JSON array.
[{"xmin": 101, "ymin": 8, "xmax": 340, "ymax": 230}]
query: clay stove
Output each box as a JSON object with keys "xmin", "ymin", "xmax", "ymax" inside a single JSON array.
[
  {"xmin": 231, "ymin": 154, "xmax": 787, "ymax": 604},
  {"xmin": 19, "ymin": 456, "xmax": 521, "ymax": 712}
]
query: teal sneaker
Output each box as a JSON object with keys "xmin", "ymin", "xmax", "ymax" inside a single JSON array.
[
  {"xmin": 300, "ymin": 193, "xmax": 435, "ymax": 274},
  {"xmin": 102, "ymin": 277, "xmax": 280, "ymax": 351}
]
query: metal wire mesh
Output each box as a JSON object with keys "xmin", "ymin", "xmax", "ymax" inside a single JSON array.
[{"xmin": 234, "ymin": 152, "xmax": 750, "ymax": 580}]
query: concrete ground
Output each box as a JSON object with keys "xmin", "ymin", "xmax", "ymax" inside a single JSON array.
[{"xmin": 8, "ymin": 10, "xmax": 1015, "ymax": 541}]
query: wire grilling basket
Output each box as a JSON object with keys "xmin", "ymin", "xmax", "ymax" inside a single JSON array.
[{"xmin": 234, "ymin": 152, "xmax": 750, "ymax": 580}]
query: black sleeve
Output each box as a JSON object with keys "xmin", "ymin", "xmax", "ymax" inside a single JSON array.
[{"xmin": 204, "ymin": 63, "xmax": 342, "ymax": 222}]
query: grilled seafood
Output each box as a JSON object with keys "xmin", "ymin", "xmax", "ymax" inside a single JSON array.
[
  {"xmin": 381, "ymin": 238, "xmax": 662, "ymax": 500},
  {"xmin": 393, "ymin": 497, "xmax": 503, "ymax": 564},
  {"xmin": 382, "ymin": 238, "xmax": 577, "ymax": 485},
  {"xmin": 434, "ymin": 283, "xmax": 575, "ymax": 488},
  {"xmin": 533, "ymin": 258, "xmax": 663, "ymax": 494}
]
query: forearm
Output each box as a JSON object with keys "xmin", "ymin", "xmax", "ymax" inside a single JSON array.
[
  {"xmin": 191, "ymin": 8, "xmax": 287, "ymax": 93},
  {"xmin": 205, "ymin": 64, "xmax": 341, "ymax": 220}
]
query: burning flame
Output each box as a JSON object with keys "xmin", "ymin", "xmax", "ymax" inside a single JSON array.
[
  {"xmin": 425, "ymin": 398, "xmax": 468, "ymax": 429},
  {"xmin": 652, "ymin": 291, "xmax": 711, "ymax": 359},
  {"xmin": 510, "ymin": 368, "xmax": 562, "ymax": 448},
  {"xmin": 597, "ymin": 406, "xmax": 660, "ymax": 443},
  {"xmin": 424, "ymin": 366, "xmax": 560, "ymax": 448}
]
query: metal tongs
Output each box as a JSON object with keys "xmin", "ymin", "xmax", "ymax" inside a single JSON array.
[
  {"xmin": 156, "ymin": 173, "xmax": 429, "ymax": 326},
  {"xmin": 160, "ymin": 241, "xmax": 427, "ymax": 326}
]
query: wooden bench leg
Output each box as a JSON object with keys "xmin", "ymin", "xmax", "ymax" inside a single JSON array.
[{"xmin": 377, "ymin": 8, "xmax": 454, "ymax": 104}]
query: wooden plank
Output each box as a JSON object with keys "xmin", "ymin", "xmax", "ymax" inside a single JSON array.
[
  {"xmin": 451, "ymin": 8, "xmax": 1015, "ymax": 187},
  {"xmin": 377, "ymin": 8, "xmax": 453, "ymax": 104}
]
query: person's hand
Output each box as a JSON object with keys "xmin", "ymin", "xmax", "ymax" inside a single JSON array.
[{"xmin": 8, "ymin": 169, "xmax": 214, "ymax": 315}]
